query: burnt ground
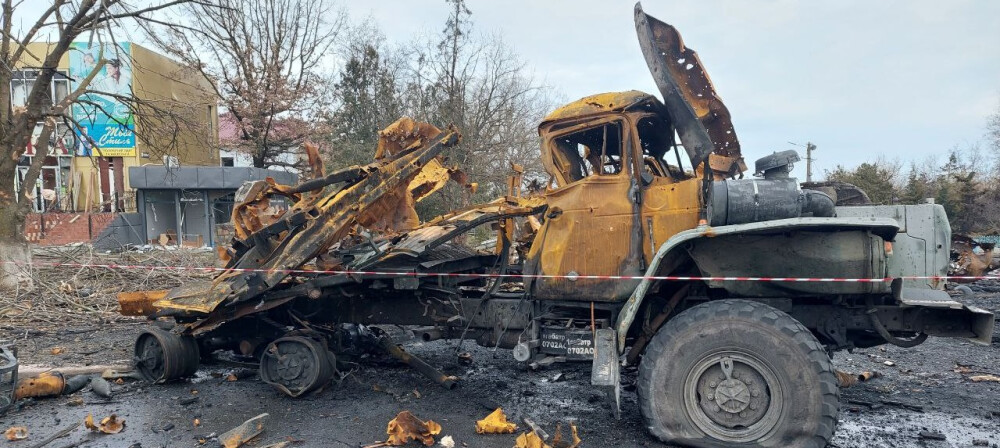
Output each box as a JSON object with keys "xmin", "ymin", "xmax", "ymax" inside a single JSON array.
[{"xmin": 1, "ymin": 282, "xmax": 999, "ymax": 447}]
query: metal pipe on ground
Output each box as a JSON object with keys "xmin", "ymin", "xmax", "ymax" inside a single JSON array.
[
  {"xmin": 414, "ymin": 326, "xmax": 444, "ymax": 342},
  {"xmin": 377, "ymin": 335, "xmax": 458, "ymax": 389}
]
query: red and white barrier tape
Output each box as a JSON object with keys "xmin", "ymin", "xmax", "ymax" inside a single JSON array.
[{"xmin": 3, "ymin": 260, "xmax": 999, "ymax": 283}]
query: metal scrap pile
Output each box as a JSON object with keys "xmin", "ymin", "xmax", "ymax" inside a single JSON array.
[
  {"xmin": 122, "ymin": 116, "xmax": 545, "ymax": 320},
  {"xmin": 117, "ymin": 117, "xmax": 546, "ymax": 392},
  {"xmin": 950, "ymin": 234, "xmax": 997, "ymax": 279}
]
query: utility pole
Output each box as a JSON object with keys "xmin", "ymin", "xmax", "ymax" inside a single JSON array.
[{"xmin": 805, "ymin": 142, "xmax": 816, "ymax": 183}]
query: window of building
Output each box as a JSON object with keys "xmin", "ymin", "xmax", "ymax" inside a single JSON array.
[
  {"xmin": 143, "ymin": 190, "xmax": 179, "ymax": 244},
  {"xmin": 207, "ymin": 105, "xmax": 214, "ymax": 136},
  {"xmin": 211, "ymin": 192, "xmax": 235, "ymax": 224},
  {"xmin": 221, "ymin": 157, "xmax": 235, "ymax": 167},
  {"xmin": 10, "ymin": 70, "xmax": 71, "ymax": 113},
  {"xmin": 180, "ymin": 190, "xmax": 209, "ymax": 246}
]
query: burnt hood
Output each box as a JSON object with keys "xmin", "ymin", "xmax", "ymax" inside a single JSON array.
[{"xmin": 634, "ymin": 3, "xmax": 744, "ymax": 175}]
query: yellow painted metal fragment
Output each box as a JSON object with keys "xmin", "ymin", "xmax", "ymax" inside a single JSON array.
[
  {"xmin": 14, "ymin": 372, "xmax": 65, "ymax": 399},
  {"xmin": 117, "ymin": 289, "xmax": 168, "ymax": 316},
  {"xmin": 475, "ymin": 408, "xmax": 517, "ymax": 434},
  {"xmin": 383, "ymin": 410, "xmax": 441, "ymax": 446},
  {"xmin": 513, "ymin": 423, "xmax": 581, "ymax": 448}
]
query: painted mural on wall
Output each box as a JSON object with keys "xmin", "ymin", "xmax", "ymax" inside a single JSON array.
[{"xmin": 69, "ymin": 42, "xmax": 136, "ymax": 157}]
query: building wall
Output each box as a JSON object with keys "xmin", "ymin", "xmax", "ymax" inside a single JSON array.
[
  {"xmin": 24, "ymin": 212, "xmax": 115, "ymax": 245},
  {"xmin": 13, "ymin": 42, "xmax": 219, "ymax": 213},
  {"xmin": 130, "ymin": 43, "xmax": 219, "ymax": 168}
]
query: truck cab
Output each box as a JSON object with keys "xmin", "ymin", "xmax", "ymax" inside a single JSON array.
[{"xmin": 525, "ymin": 91, "xmax": 702, "ymax": 302}]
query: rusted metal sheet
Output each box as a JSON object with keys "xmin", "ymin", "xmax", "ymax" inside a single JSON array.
[
  {"xmin": 117, "ymin": 289, "xmax": 167, "ymax": 316},
  {"xmin": 527, "ymin": 114, "xmax": 645, "ymax": 302},
  {"xmin": 188, "ymin": 121, "xmax": 458, "ymax": 312},
  {"xmin": 541, "ymin": 91, "xmax": 651, "ymax": 127},
  {"xmin": 219, "ymin": 413, "xmax": 269, "ymax": 448},
  {"xmin": 634, "ymin": 4, "xmax": 744, "ymax": 175}
]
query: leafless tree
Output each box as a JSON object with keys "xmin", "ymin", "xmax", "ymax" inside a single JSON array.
[
  {"xmin": 402, "ymin": 0, "xmax": 555, "ymax": 212},
  {"xmin": 1, "ymin": 0, "xmax": 206, "ymax": 288},
  {"xmin": 323, "ymin": 22, "xmax": 408, "ymax": 169},
  {"xmin": 989, "ymin": 101, "xmax": 1000, "ymax": 172},
  {"xmin": 146, "ymin": 0, "xmax": 345, "ymax": 169}
]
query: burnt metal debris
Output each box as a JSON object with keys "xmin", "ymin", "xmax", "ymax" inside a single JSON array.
[
  {"xmin": 115, "ymin": 3, "xmax": 994, "ymax": 447},
  {"xmin": 951, "ymin": 233, "xmax": 996, "ymax": 280},
  {"xmin": 0, "ymin": 347, "xmax": 16, "ymax": 416}
]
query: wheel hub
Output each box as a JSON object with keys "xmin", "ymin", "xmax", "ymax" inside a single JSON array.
[
  {"xmin": 685, "ymin": 352, "xmax": 782, "ymax": 442},
  {"xmin": 260, "ymin": 336, "xmax": 335, "ymax": 398},
  {"xmin": 697, "ymin": 356, "xmax": 771, "ymax": 428},
  {"xmin": 136, "ymin": 336, "xmax": 165, "ymax": 378},
  {"xmin": 271, "ymin": 345, "xmax": 310, "ymax": 382},
  {"xmin": 714, "ymin": 378, "xmax": 751, "ymax": 413}
]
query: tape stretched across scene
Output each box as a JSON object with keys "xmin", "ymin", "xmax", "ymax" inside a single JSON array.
[{"xmin": 3, "ymin": 260, "xmax": 998, "ymax": 283}]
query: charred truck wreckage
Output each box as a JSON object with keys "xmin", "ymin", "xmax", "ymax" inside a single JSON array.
[{"xmin": 118, "ymin": 5, "xmax": 994, "ymax": 447}]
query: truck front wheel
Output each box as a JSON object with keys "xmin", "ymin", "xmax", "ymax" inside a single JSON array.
[{"xmin": 637, "ymin": 299, "xmax": 838, "ymax": 448}]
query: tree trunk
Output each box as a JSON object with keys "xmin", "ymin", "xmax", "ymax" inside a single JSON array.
[
  {"xmin": 252, "ymin": 148, "xmax": 266, "ymax": 168},
  {"xmin": 0, "ymin": 159, "xmax": 30, "ymax": 290}
]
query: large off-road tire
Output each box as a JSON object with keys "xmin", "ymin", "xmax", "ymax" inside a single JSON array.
[{"xmin": 638, "ymin": 299, "xmax": 838, "ymax": 448}]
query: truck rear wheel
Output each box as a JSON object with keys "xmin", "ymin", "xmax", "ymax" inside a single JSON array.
[
  {"xmin": 134, "ymin": 327, "xmax": 200, "ymax": 383},
  {"xmin": 638, "ymin": 299, "xmax": 838, "ymax": 447}
]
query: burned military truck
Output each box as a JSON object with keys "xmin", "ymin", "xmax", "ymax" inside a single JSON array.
[{"xmin": 120, "ymin": 4, "xmax": 994, "ymax": 448}]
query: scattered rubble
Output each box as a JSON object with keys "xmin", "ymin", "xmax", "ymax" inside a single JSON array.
[
  {"xmin": 368, "ymin": 410, "xmax": 443, "ymax": 447},
  {"xmin": 84, "ymin": 413, "xmax": 125, "ymax": 434},
  {"xmin": 219, "ymin": 413, "xmax": 269, "ymax": 448},
  {"xmin": 836, "ymin": 370, "xmax": 883, "ymax": 388},
  {"xmin": 4, "ymin": 426, "xmax": 27, "ymax": 441},
  {"xmin": 514, "ymin": 422, "xmax": 581, "ymax": 448},
  {"xmin": 950, "ymin": 234, "xmax": 996, "ymax": 279},
  {"xmin": 0, "ymin": 246, "xmax": 218, "ymax": 325},
  {"xmin": 918, "ymin": 430, "xmax": 947, "ymax": 441},
  {"xmin": 969, "ymin": 374, "xmax": 1000, "ymax": 383},
  {"xmin": 475, "ymin": 408, "xmax": 517, "ymax": 434},
  {"xmin": 25, "ymin": 422, "xmax": 79, "ymax": 448}
]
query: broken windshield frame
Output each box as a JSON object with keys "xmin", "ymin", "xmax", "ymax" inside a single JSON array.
[
  {"xmin": 634, "ymin": 113, "xmax": 690, "ymax": 182},
  {"xmin": 544, "ymin": 118, "xmax": 628, "ymax": 188}
]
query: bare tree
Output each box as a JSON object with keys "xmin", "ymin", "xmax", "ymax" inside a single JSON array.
[
  {"xmin": 402, "ymin": 0, "xmax": 554, "ymax": 213},
  {"xmin": 323, "ymin": 22, "xmax": 408, "ymax": 169},
  {"xmin": 147, "ymin": 0, "xmax": 345, "ymax": 169},
  {"xmin": 1, "ymin": 0, "xmax": 205, "ymax": 288},
  {"xmin": 989, "ymin": 101, "xmax": 1000, "ymax": 171}
]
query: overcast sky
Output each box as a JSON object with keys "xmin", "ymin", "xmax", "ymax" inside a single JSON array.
[
  {"xmin": 356, "ymin": 0, "xmax": 1000, "ymax": 179},
  {"xmin": 12, "ymin": 1, "xmax": 1000, "ymax": 179}
]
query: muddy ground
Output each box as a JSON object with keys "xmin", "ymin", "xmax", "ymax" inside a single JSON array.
[{"xmin": 1, "ymin": 282, "xmax": 998, "ymax": 447}]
